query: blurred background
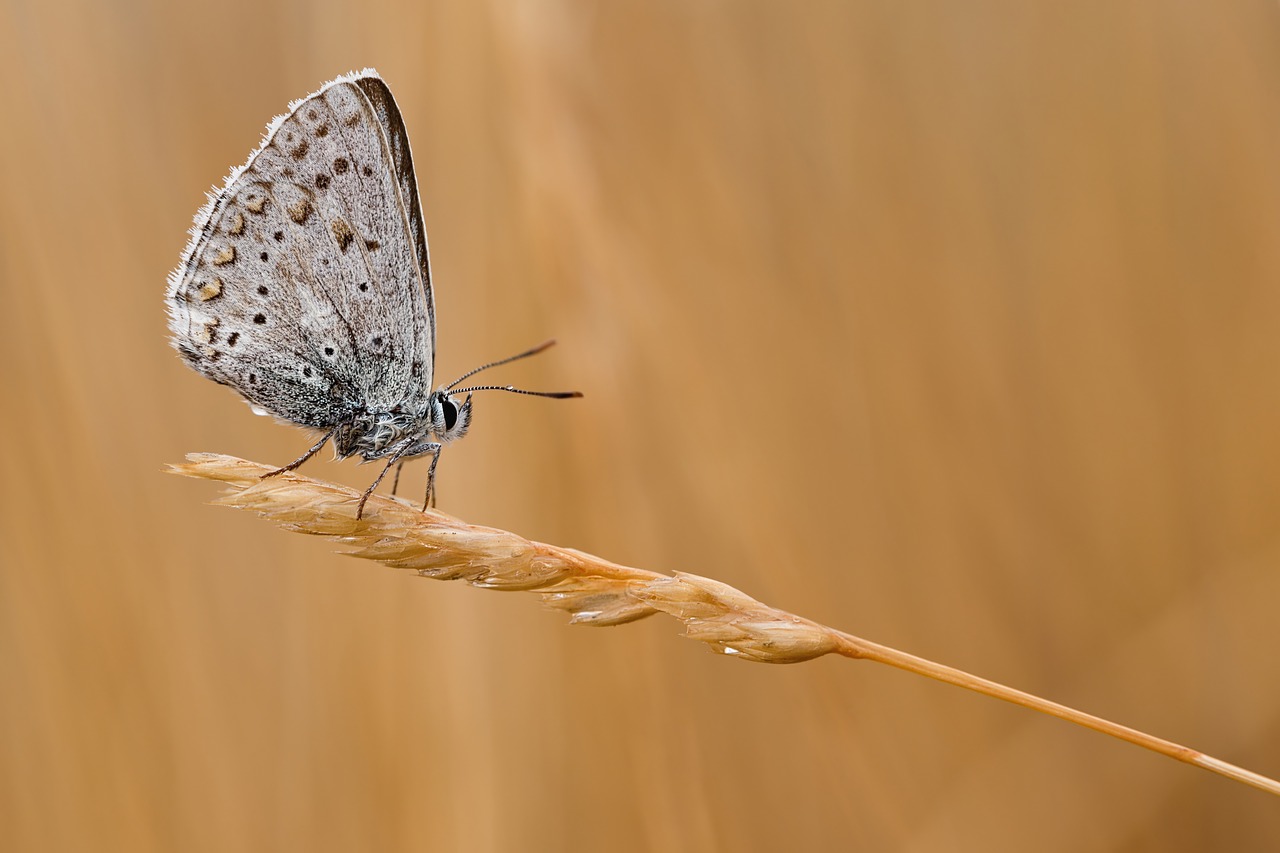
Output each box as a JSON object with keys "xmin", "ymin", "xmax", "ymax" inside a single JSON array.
[{"xmin": 3, "ymin": 1, "xmax": 1280, "ymax": 849}]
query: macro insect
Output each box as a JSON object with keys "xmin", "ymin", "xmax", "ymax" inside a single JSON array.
[{"xmin": 168, "ymin": 69, "xmax": 579, "ymax": 517}]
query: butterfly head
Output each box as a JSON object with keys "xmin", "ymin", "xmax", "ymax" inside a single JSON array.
[
  {"xmin": 428, "ymin": 389, "xmax": 473, "ymax": 443},
  {"xmin": 431, "ymin": 339, "xmax": 582, "ymax": 441}
]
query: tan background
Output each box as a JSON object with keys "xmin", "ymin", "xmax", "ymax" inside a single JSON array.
[{"xmin": 3, "ymin": 1, "xmax": 1280, "ymax": 849}]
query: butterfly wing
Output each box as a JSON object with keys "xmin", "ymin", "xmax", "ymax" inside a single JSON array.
[
  {"xmin": 350, "ymin": 75, "xmax": 436, "ymax": 363},
  {"xmin": 167, "ymin": 70, "xmax": 435, "ymax": 429}
]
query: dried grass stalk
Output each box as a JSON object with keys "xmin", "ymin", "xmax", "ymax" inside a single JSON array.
[{"xmin": 169, "ymin": 453, "xmax": 1280, "ymax": 797}]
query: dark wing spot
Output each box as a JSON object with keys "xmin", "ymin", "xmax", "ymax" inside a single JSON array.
[
  {"xmin": 273, "ymin": 231, "xmax": 284, "ymax": 242},
  {"xmin": 303, "ymin": 366, "xmax": 312, "ymax": 378},
  {"xmin": 365, "ymin": 239, "xmax": 380, "ymax": 251},
  {"xmin": 333, "ymin": 157, "xmax": 349, "ymax": 174},
  {"xmin": 307, "ymin": 108, "xmax": 318, "ymax": 121},
  {"xmin": 227, "ymin": 332, "xmax": 240, "ymax": 346},
  {"xmin": 253, "ymin": 313, "xmax": 266, "ymax": 325},
  {"xmin": 371, "ymin": 336, "xmax": 383, "ymax": 346},
  {"xmin": 316, "ymin": 124, "xmax": 329, "ymax": 137},
  {"xmin": 290, "ymin": 140, "xmax": 309, "ymax": 160},
  {"xmin": 260, "ymin": 251, "xmax": 268, "ymax": 262},
  {"xmin": 257, "ymin": 285, "xmax": 268, "ymax": 295},
  {"xmin": 358, "ymin": 282, "xmax": 369, "ymax": 292},
  {"xmin": 323, "ymin": 346, "xmax": 335, "ymax": 356},
  {"xmin": 315, "ymin": 173, "xmax": 331, "ymax": 189},
  {"xmin": 248, "ymin": 373, "xmax": 257, "ymax": 384},
  {"xmin": 344, "ymin": 113, "xmax": 360, "ymax": 127},
  {"xmin": 361, "ymin": 164, "xmax": 373, "ymax": 177}
]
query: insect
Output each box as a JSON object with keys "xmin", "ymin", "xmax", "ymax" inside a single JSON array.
[{"xmin": 167, "ymin": 69, "xmax": 580, "ymax": 517}]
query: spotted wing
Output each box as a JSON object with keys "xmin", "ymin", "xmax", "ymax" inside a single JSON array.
[{"xmin": 166, "ymin": 69, "xmax": 434, "ymax": 428}]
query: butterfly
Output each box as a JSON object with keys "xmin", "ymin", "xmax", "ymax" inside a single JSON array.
[{"xmin": 167, "ymin": 69, "xmax": 580, "ymax": 517}]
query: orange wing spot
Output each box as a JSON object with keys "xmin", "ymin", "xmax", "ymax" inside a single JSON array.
[
  {"xmin": 288, "ymin": 199, "xmax": 313, "ymax": 224},
  {"xmin": 331, "ymin": 217, "xmax": 355, "ymax": 253},
  {"xmin": 197, "ymin": 278, "xmax": 223, "ymax": 301}
]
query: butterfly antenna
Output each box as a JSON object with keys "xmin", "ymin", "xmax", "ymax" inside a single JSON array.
[
  {"xmin": 445, "ymin": 339, "xmax": 560, "ymax": 391},
  {"xmin": 450, "ymin": 385, "xmax": 583, "ymax": 399}
]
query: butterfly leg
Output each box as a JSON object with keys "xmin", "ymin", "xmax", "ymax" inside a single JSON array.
[
  {"xmin": 423, "ymin": 447, "xmax": 443, "ymax": 510},
  {"xmin": 356, "ymin": 454, "xmax": 406, "ymax": 520},
  {"xmin": 389, "ymin": 439, "xmax": 444, "ymax": 510},
  {"xmin": 262, "ymin": 426, "xmax": 338, "ymax": 479},
  {"xmin": 390, "ymin": 459, "xmax": 407, "ymax": 496}
]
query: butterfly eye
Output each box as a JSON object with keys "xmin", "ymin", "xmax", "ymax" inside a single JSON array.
[{"xmin": 442, "ymin": 398, "xmax": 458, "ymax": 431}]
